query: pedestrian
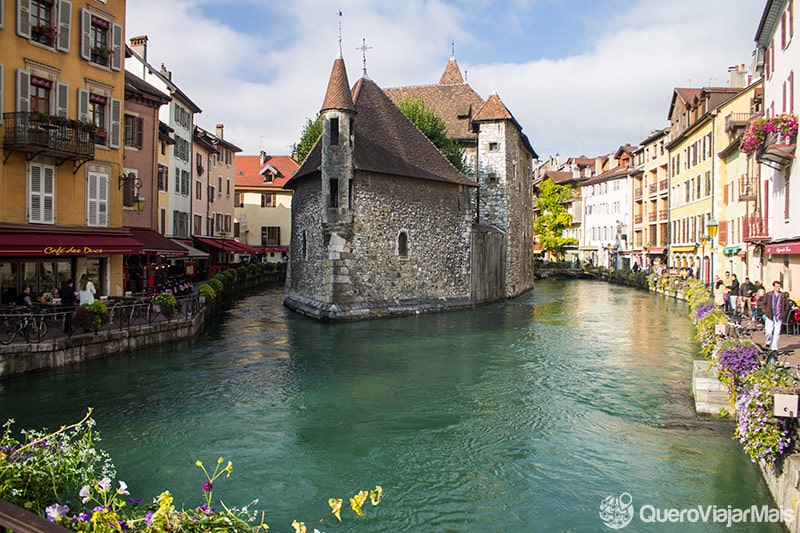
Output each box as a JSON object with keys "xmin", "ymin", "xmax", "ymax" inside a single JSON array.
[
  {"xmin": 760, "ymin": 280, "xmax": 794, "ymax": 353},
  {"xmin": 78, "ymin": 273, "xmax": 96, "ymax": 305},
  {"xmin": 727, "ymin": 274, "xmax": 740, "ymax": 316},
  {"xmin": 59, "ymin": 279, "xmax": 77, "ymax": 334},
  {"xmin": 740, "ymin": 277, "xmax": 755, "ymax": 316}
]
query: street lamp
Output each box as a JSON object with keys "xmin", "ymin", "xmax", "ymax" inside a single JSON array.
[
  {"xmin": 700, "ymin": 234, "xmax": 708, "ymax": 284},
  {"xmin": 119, "ymin": 172, "xmax": 146, "ymax": 213},
  {"xmin": 707, "ymin": 219, "xmax": 718, "ymax": 299},
  {"xmin": 219, "ymin": 231, "xmax": 228, "ymax": 265}
]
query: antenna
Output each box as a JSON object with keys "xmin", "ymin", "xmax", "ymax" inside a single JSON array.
[
  {"xmin": 357, "ymin": 38, "xmax": 373, "ymax": 78},
  {"xmin": 451, "ymin": 41, "xmax": 455, "ymax": 57}
]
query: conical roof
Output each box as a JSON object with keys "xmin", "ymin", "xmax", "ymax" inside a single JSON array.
[
  {"xmin": 439, "ymin": 55, "xmax": 464, "ymax": 85},
  {"xmin": 473, "ymin": 92, "xmax": 513, "ymax": 122},
  {"xmin": 321, "ymin": 57, "xmax": 355, "ymax": 113}
]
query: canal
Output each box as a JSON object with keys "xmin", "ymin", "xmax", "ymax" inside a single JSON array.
[{"xmin": 0, "ymin": 280, "xmax": 782, "ymax": 531}]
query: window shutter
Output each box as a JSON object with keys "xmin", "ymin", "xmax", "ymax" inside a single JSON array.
[
  {"xmin": 97, "ymin": 173, "xmax": 108, "ymax": 227},
  {"xmin": 16, "ymin": 69, "xmax": 30, "ymax": 112},
  {"xmin": 80, "ymin": 8, "xmax": 91, "ymax": 60},
  {"xmin": 43, "ymin": 166, "xmax": 55, "ymax": 223},
  {"xmin": 77, "ymin": 88, "xmax": 89, "ymax": 122},
  {"xmin": 0, "ymin": 0, "xmax": 4, "ymax": 28},
  {"xmin": 17, "ymin": 0, "xmax": 30, "ymax": 38},
  {"xmin": 0, "ymin": 65, "xmax": 3, "ymax": 117},
  {"xmin": 56, "ymin": 82, "xmax": 68, "ymax": 117},
  {"xmin": 136, "ymin": 117, "xmax": 143, "ymax": 148},
  {"xmin": 111, "ymin": 23, "xmax": 122, "ymax": 71},
  {"xmin": 29, "ymin": 164, "xmax": 42, "ymax": 223},
  {"xmin": 87, "ymin": 172, "xmax": 98, "ymax": 226},
  {"xmin": 109, "ymin": 97, "xmax": 121, "ymax": 148},
  {"xmin": 57, "ymin": 0, "xmax": 71, "ymax": 52}
]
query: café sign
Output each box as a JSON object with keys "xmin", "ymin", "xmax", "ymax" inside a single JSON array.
[
  {"xmin": 44, "ymin": 246, "xmax": 107, "ymax": 256},
  {"xmin": 765, "ymin": 242, "xmax": 800, "ymax": 255}
]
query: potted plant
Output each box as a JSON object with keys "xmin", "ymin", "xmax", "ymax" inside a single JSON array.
[
  {"xmin": 152, "ymin": 291, "xmax": 178, "ymax": 319},
  {"xmin": 73, "ymin": 301, "xmax": 109, "ymax": 333},
  {"xmin": 198, "ymin": 284, "xmax": 216, "ymax": 303}
]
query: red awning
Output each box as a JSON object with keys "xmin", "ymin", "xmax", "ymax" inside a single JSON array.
[
  {"xmin": 0, "ymin": 232, "xmax": 142, "ymax": 256},
  {"xmin": 194, "ymin": 237, "xmax": 259, "ymax": 254},
  {"xmin": 766, "ymin": 241, "xmax": 800, "ymax": 255},
  {"xmin": 128, "ymin": 227, "xmax": 188, "ymax": 256},
  {"xmin": 647, "ymin": 247, "xmax": 666, "ymax": 254}
]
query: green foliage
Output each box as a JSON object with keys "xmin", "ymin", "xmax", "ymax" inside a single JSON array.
[
  {"xmin": 533, "ymin": 178, "xmax": 578, "ymax": 260},
  {"xmin": 207, "ymin": 278, "xmax": 224, "ymax": 294},
  {"xmin": 294, "ymin": 117, "xmax": 322, "ymax": 163},
  {"xmin": 1, "ymin": 412, "xmax": 383, "ymax": 532},
  {"xmin": 152, "ymin": 293, "xmax": 178, "ymax": 318},
  {"xmin": 198, "ymin": 284, "xmax": 216, "ymax": 300},
  {"xmin": 75, "ymin": 301, "xmax": 109, "ymax": 330},
  {"xmin": 396, "ymin": 96, "xmax": 466, "ymax": 172}
]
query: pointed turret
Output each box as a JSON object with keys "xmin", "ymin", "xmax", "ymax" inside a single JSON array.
[
  {"xmin": 321, "ymin": 57, "xmax": 355, "ymax": 113},
  {"xmin": 473, "ymin": 92, "xmax": 513, "ymax": 122},
  {"xmin": 439, "ymin": 55, "xmax": 465, "ymax": 85}
]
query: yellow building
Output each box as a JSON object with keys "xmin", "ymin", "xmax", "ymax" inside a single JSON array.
[
  {"xmin": 0, "ymin": 0, "xmax": 135, "ymax": 303},
  {"xmin": 666, "ymin": 82, "xmax": 744, "ymax": 280}
]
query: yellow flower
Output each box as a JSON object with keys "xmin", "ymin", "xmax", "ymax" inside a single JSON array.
[
  {"xmin": 217, "ymin": 456, "xmax": 224, "ymax": 465},
  {"xmin": 328, "ymin": 498, "xmax": 343, "ymax": 521},
  {"xmin": 291, "ymin": 520, "xmax": 306, "ymax": 533},
  {"xmin": 195, "ymin": 460, "xmax": 203, "ymax": 467},
  {"xmin": 370, "ymin": 485, "xmax": 383, "ymax": 506},
  {"xmin": 350, "ymin": 490, "xmax": 368, "ymax": 517},
  {"xmin": 225, "ymin": 460, "xmax": 233, "ymax": 477}
]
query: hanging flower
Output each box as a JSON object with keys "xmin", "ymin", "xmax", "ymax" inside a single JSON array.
[{"xmin": 741, "ymin": 114, "xmax": 798, "ymax": 155}]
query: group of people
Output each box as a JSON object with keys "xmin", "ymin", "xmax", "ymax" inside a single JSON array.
[
  {"xmin": 714, "ymin": 271, "xmax": 799, "ymax": 352},
  {"xmin": 14, "ymin": 274, "xmax": 96, "ymax": 335}
]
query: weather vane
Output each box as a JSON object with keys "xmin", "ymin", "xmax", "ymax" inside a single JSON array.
[{"xmin": 337, "ymin": 10, "xmax": 343, "ymax": 58}]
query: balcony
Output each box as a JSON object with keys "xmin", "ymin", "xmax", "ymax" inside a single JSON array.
[
  {"xmin": 738, "ymin": 174, "xmax": 758, "ymax": 201},
  {"xmin": 648, "ymin": 212, "xmax": 657, "ymax": 222},
  {"xmin": 3, "ymin": 112, "xmax": 95, "ymax": 164},
  {"xmin": 742, "ymin": 216, "xmax": 769, "ymax": 242},
  {"xmin": 634, "ymin": 213, "xmax": 643, "ymax": 224},
  {"xmin": 659, "ymin": 179, "xmax": 668, "ymax": 192},
  {"xmin": 634, "ymin": 187, "xmax": 643, "ymax": 201},
  {"xmin": 757, "ymin": 131, "xmax": 796, "ymax": 167},
  {"xmin": 648, "ymin": 183, "xmax": 657, "ymax": 194},
  {"xmin": 658, "ymin": 209, "xmax": 668, "ymax": 221},
  {"xmin": 725, "ymin": 112, "xmax": 759, "ymax": 133}
]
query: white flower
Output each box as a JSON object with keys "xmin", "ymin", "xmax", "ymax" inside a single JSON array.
[
  {"xmin": 79, "ymin": 485, "xmax": 91, "ymax": 503},
  {"xmin": 98, "ymin": 477, "xmax": 112, "ymax": 492},
  {"xmin": 117, "ymin": 480, "xmax": 129, "ymax": 495}
]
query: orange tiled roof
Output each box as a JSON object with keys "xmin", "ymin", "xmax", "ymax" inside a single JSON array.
[
  {"xmin": 235, "ymin": 155, "xmax": 299, "ymax": 190},
  {"xmin": 383, "ymin": 83, "xmax": 485, "ymax": 140},
  {"xmin": 321, "ymin": 57, "xmax": 355, "ymax": 113},
  {"xmin": 439, "ymin": 56, "xmax": 465, "ymax": 84}
]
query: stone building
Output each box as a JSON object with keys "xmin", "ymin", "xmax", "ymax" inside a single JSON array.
[
  {"xmin": 284, "ymin": 52, "xmax": 498, "ymax": 320},
  {"xmin": 384, "ymin": 55, "xmax": 537, "ymax": 298}
]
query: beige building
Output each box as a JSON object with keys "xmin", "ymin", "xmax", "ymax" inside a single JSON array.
[{"xmin": 632, "ymin": 128, "xmax": 670, "ymax": 270}]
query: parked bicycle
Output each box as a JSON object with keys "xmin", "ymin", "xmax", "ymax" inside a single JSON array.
[{"xmin": 0, "ymin": 309, "xmax": 46, "ymax": 345}]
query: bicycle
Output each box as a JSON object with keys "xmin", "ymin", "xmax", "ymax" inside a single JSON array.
[{"xmin": 0, "ymin": 308, "xmax": 46, "ymax": 344}]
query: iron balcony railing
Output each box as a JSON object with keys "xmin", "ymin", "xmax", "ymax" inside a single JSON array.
[
  {"xmin": 738, "ymin": 174, "xmax": 758, "ymax": 201},
  {"xmin": 3, "ymin": 112, "xmax": 95, "ymax": 161},
  {"xmin": 742, "ymin": 216, "xmax": 769, "ymax": 241}
]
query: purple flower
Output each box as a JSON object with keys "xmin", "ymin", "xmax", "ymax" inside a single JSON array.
[
  {"xmin": 195, "ymin": 504, "xmax": 216, "ymax": 514},
  {"xmin": 144, "ymin": 511, "xmax": 154, "ymax": 525},
  {"xmin": 127, "ymin": 497, "xmax": 143, "ymax": 506},
  {"xmin": 45, "ymin": 504, "xmax": 69, "ymax": 523},
  {"xmin": 73, "ymin": 513, "xmax": 91, "ymax": 522},
  {"xmin": 202, "ymin": 481, "xmax": 212, "ymax": 492}
]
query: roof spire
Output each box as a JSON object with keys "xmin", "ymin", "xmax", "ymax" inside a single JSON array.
[
  {"xmin": 357, "ymin": 37, "xmax": 373, "ymax": 79},
  {"xmin": 337, "ymin": 10, "xmax": 343, "ymax": 58},
  {"xmin": 451, "ymin": 41, "xmax": 455, "ymax": 57}
]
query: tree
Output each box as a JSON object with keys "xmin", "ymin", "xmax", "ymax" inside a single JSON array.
[
  {"xmin": 293, "ymin": 117, "xmax": 322, "ymax": 163},
  {"xmin": 533, "ymin": 178, "xmax": 578, "ymax": 261},
  {"xmin": 395, "ymin": 96, "xmax": 466, "ymax": 173}
]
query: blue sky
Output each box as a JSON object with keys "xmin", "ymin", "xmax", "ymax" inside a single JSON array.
[{"xmin": 126, "ymin": 0, "xmax": 767, "ymax": 160}]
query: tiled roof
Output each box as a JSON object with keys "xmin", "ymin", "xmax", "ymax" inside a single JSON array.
[
  {"xmin": 439, "ymin": 56, "xmax": 465, "ymax": 84},
  {"xmin": 473, "ymin": 93, "xmax": 513, "ymax": 122},
  {"xmin": 290, "ymin": 73, "xmax": 478, "ymax": 188},
  {"xmin": 236, "ymin": 155, "xmax": 298, "ymax": 189},
  {"xmin": 383, "ymin": 83, "xmax": 485, "ymax": 140},
  {"xmin": 321, "ymin": 57, "xmax": 355, "ymax": 113},
  {"xmin": 124, "ymin": 71, "xmax": 170, "ymax": 106},
  {"xmin": 544, "ymin": 171, "xmax": 575, "ymax": 184},
  {"xmin": 580, "ymin": 164, "xmax": 632, "ymax": 186}
]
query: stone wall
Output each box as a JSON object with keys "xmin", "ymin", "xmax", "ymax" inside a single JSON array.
[{"xmin": 471, "ymin": 226, "xmax": 506, "ymax": 303}]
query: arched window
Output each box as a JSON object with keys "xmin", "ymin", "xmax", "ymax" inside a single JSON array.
[{"xmin": 398, "ymin": 231, "xmax": 408, "ymax": 259}]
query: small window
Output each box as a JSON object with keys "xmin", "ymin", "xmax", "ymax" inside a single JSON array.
[
  {"xmin": 330, "ymin": 117, "xmax": 339, "ymax": 146},
  {"xmin": 329, "ymin": 179, "xmax": 339, "ymax": 207},
  {"xmin": 398, "ymin": 231, "xmax": 408, "ymax": 259},
  {"xmin": 488, "ymin": 142, "xmax": 499, "ymax": 151}
]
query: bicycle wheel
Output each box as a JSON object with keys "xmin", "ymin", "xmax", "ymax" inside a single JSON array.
[
  {"xmin": 25, "ymin": 318, "xmax": 46, "ymax": 343},
  {"xmin": 0, "ymin": 317, "xmax": 16, "ymax": 345}
]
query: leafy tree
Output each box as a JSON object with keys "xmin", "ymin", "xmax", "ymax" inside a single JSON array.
[
  {"xmin": 395, "ymin": 96, "xmax": 466, "ymax": 173},
  {"xmin": 533, "ymin": 178, "xmax": 578, "ymax": 261},
  {"xmin": 294, "ymin": 117, "xmax": 322, "ymax": 163}
]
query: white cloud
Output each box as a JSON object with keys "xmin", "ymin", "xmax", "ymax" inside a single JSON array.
[{"xmin": 125, "ymin": 0, "xmax": 766, "ymax": 159}]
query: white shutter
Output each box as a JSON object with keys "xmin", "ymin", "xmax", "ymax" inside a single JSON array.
[
  {"xmin": 87, "ymin": 171, "xmax": 98, "ymax": 226},
  {"xmin": 56, "ymin": 82, "xmax": 68, "ymax": 117},
  {"xmin": 0, "ymin": 0, "xmax": 4, "ymax": 28},
  {"xmin": 29, "ymin": 164, "xmax": 42, "ymax": 223},
  {"xmin": 80, "ymin": 8, "xmax": 91, "ymax": 60},
  {"xmin": 17, "ymin": 0, "xmax": 31, "ymax": 38},
  {"xmin": 97, "ymin": 173, "xmax": 108, "ymax": 227},
  {"xmin": 109, "ymin": 97, "xmax": 121, "ymax": 148},
  {"xmin": 111, "ymin": 23, "xmax": 122, "ymax": 71},
  {"xmin": 0, "ymin": 65, "xmax": 3, "ymax": 117},
  {"xmin": 57, "ymin": 0, "xmax": 71, "ymax": 52},
  {"xmin": 16, "ymin": 69, "xmax": 30, "ymax": 112},
  {"xmin": 43, "ymin": 166, "xmax": 55, "ymax": 223},
  {"xmin": 77, "ymin": 88, "xmax": 89, "ymax": 122}
]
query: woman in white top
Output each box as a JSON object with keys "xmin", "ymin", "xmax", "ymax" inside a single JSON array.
[{"xmin": 78, "ymin": 273, "xmax": 96, "ymax": 305}]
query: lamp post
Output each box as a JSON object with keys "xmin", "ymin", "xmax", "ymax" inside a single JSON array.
[
  {"xmin": 119, "ymin": 172, "xmax": 146, "ymax": 214},
  {"xmin": 700, "ymin": 234, "xmax": 708, "ymax": 285},
  {"xmin": 707, "ymin": 219, "xmax": 718, "ymax": 299},
  {"xmin": 219, "ymin": 231, "xmax": 227, "ymax": 266}
]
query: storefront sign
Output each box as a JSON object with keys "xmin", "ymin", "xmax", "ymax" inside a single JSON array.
[
  {"xmin": 44, "ymin": 246, "xmax": 107, "ymax": 256},
  {"xmin": 765, "ymin": 241, "xmax": 800, "ymax": 255}
]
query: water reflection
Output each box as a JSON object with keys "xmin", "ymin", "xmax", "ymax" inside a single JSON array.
[{"xmin": 0, "ymin": 280, "xmax": 780, "ymax": 531}]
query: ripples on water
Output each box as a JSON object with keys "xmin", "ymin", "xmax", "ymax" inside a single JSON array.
[{"xmin": 0, "ymin": 280, "xmax": 781, "ymax": 532}]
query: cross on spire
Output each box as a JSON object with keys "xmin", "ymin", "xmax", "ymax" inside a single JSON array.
[
  {"xmin": 451, "ymin": 41, "xmax": 455, "ymax": 57},
  {"xmin": 337, "ymin": 10, "xmax": 343, "ymax": 58},
  {"xmin": 357, "ymin": 37, "xmax": 373, "ymax": 78}
]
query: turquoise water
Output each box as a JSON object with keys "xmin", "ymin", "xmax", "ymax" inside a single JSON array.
[{"xmin": 0, "ymin": 280, "xmax": 783, "ymax": 531}]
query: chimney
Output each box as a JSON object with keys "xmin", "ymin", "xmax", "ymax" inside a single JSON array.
[
  {"xmin": 728, "ymin": 64, "xmax": 747, "ymax": 88},
  {"xmin": 216, "ymin": 124, "xmax": 224, "ymax": 140},
  {"xmin": 129, "ymin": 35, "xmax": 148, "ymax": 62},
  {"xmin": 260, "ymin": 151, "xmax": 267, "ymax": 164},
  {"xmin": 160, "ymin": 63, "xmax": 172, "ymax": 81}
]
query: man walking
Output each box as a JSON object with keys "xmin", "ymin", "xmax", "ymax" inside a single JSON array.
[{"xmin": 760, "ymin": 280, "xmax": 794, "ymax": 353}]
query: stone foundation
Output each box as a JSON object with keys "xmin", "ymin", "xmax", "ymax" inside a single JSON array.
[{"xmin": 283, "ymin": 292, "xmax": 473, "ymax": 321}]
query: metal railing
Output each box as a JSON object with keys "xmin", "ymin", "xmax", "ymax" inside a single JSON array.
[
  {"xmin": 2, "ymin": 112, "xmax": 95, "ymax": 160},
  {"xmin": 0, "ymin": 294, "xmax": 204, "ymax": 346}
]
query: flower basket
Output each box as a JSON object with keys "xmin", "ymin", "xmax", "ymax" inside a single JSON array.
[
  {"xmin": 152, "ymin": 292, "xmax": 178, "ymax": 319},
  {"xmin": 74, "ymin": 301, "xmax": 109, "ymax": 333}
]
